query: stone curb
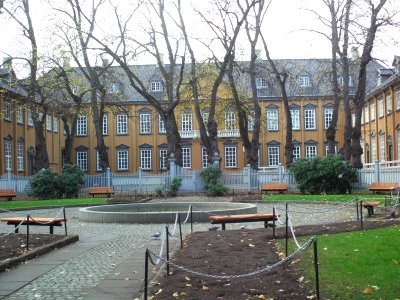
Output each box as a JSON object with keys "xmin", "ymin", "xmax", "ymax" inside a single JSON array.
[{"xmin": 0, "ymin": 234, "xmax": 79, "ymax": 272}]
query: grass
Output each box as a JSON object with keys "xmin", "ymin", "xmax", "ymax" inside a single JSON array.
[
  {"xmin": 284, "ymin": 226, "xmax": 400, "ymax": 299},
  {"xmin": 263, "ymin": 193, "xmax": 388, "ymax": 203},
  {"xmin": 0, "ymin": 197, "xmax": 108, "ymax": 210}
]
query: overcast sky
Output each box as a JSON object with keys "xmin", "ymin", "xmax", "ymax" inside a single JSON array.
[{"xmin": 0, "ymin": 0, "xmax": 399, "ymax": 74}]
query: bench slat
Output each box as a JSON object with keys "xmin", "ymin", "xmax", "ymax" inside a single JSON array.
[{"xmin": 208, "ymin": 213, "xmax": 275, "ymax": 223}]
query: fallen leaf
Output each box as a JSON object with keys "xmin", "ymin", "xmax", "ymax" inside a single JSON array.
[
  {"xmin": 306, "ymin": 294, "xmax": 316, "ymax": 299},
  {"xmin": 298, "ymin": 276, "xmax": 304, "ymax": 282},
  {"xmin": 257, "ymin": 295, "xmax": 267, "ymax": 299},
  {"xmin": 124, "ymin": 278, "xmax": 130, "ymax": 281},
  {"xmin": 371, "ymin": 285, "xmax": 380, "ymax": 290},
  {"xmin": 354, "ymin": 249, "xmax": 359, "ymax": 252},
  {"xmin": 392, "ymin": 258, "xmax": 399, "ymax": 265},
  {"xmin": 249, "ymin": 244, "xmax": 255, "ymax": 248},
  {"xmin": 185, "ymin": 276, "xmax": 191, "ymax": 281},
  {"xmin": 180, "ymin": 292, "xmax": 186, "ymax": 296},
  {"xmin": 172, "ymin": 292, "xmax": 179, "ymax": 297},
  {"xmin": 186, "ymin": 283, "xmax": 192, "ymax": 287},
  {"xmin": 323, "ymin": 247, "xmax": 328, "ymax": 251},
  {"xmin": 155, "ymin": 289, "xmax": 163, "ymax": 295},
  {"xmin": 362, "ymin": 287, "xmax": 373, "ymax": 294},
  {"xmin": 202, "ymin": 286, "xmax": 209, "ymax": 290}
]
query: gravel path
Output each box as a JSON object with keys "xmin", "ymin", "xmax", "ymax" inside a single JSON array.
[{"xmin": 0, "ymin": 197, "xmax": 358, "ymax": 299}]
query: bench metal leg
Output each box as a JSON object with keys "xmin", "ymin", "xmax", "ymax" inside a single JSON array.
[
  {"xmin": 50, "ymin": 226, "xmax": 54, "ymax": 234},
  {"xmin": 14, "ymin": 224, "xmax": 19, "ymax": 233},
  {"xmin": 222, "ymin": 223, "xmax": 226, "ymax": 230}
]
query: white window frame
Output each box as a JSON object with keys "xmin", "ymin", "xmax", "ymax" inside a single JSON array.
[
  {"xmin": 299, "ymin": 76, "xmax": 310, "ymax": 87},
  {"xmin": 202, "ymin": 112, "xmax": 209, "ymax": 125},
  {"xmin": 290, "ymin": 109, "xmax": 300, "ymax": 130},
  {"xmin": 267, "ymin": 109, "xmax": 279, "ymax": 131},
  {"xmin": 324, "ymin": 108, "xmax": 333, "ymax": 129},
  {"xmin": 159, "ymin": 149, "xmax": 168, "ymax": 170},
  {"xmin": 386, "ymin": 94, "xmax": 392, "ymax": 114},
  {"xmin": 325, "ymin": 145, "xmax": 337, "ymax": 156},
  {"xmin": 364, "ymin": 106, "xmax": 369, "ymax": 123},
  {"xmin": 140, "ymin": 149, "xmax": 152, "ymax": 170},
  {"xmin": 109, "ymin": 83, "xmax": 120, "ymax": 94},
  {"xmin": 181, "ymin": 113, "xmax": 193, "ymax": 131},
  {"xmin": 76, "ymin": 115, "xmax": 88, "ymax": 136},
  {"xmin": 379, "ymin": 134, "xmax": 385, "ymax": 161},
  {"xmin": 116, "ymin": 114, "xmax": 128, "ymax": 135},
  {"xmin": 304, "ymin": 109, "xmax": 316, "ymax": 130},
  {"xmin": 397, "ymin": 131, "xmax": 400, "ymax": 161},
  {"xmin": 293, "ymin": 145, "xmax": 301, "ymax": 161},
  {"xmin": 378, "ymin": 98, "xmax": 384, "ymax": 118},
  {"xmin": 202, "ymin": 148, "xmax": 210, "ymax": 168},
  {"xmin": 225, "ymin": 111, "xmax": 237, "ymax": 130},
  {"xmin": 182, "ymin": 147, "xmax": 192, "ymax": 169},
  {"xmin": 4, "ymin": 141, "xmax": 12, "ymax": 170},
  {"xmin": 17, "ymin": 143, "xmax": 24, "ymax": 171},
  {"xmin": 371, "ymin": 136, "xmax": 377, "ymax": 162},
  {"xmin": 139, "ymin": 113, "xmax": 151, "ymax": 134},
  {"xmin": 256, "ymin": 77, "xmax": 267, "ymax": 89},
  {"xmin": 47, "ymin": 115, "xmax": 52, "ymax": 131},
  {"xmin": 28, "ymin": 109, "xmax": 34, "ymax": 126},
  {"xmin": 96, "ymin": 151, "xmax": 102, "ymax": 171},
  {"xmin": 54, "ymin": 117, "xmax": 59, "ymax": 132},
  {"xmin": 151, "ymin": 81, "xmax": 162, "ymax": 92},
  {"xmin": 4, "ymin": 101, "xmax": 12, "ymax": 120},
  {"xmin": 102, "ymin": 114, "xmax": 108, "ymax": 135},
  {"xmin": 247, "ymin": 116, "xmax": 254, "ymax": 131},
  {"xmin": 159, "ymin": 114, "xmax": 166, "ymax": 133},
  {"xmin": 224, "ymin": 146, "xmax": 237, "ymax": 168},
  {"xmin": 268, "ymin": 146, "xmax": 280, "ymax": 166},
  {"xmin": 351, "ymin": 113, "xmax": 355, "ymax": 127},
  {"xmin": 76, "ymin": 151, "xmax": 88, "ymax": 171},
  {"xmin": 396, "ymin": 90, "xmax": 400, "ymax": 111},
  {"xmin": 117, "ymin": 149, "xmax": 129, "ymax": 171},
  {"xmin": 370, "ymin": 103, "xmax": 376, "ymax": 120},
  {"xmin": 305, "ymin": 145, "xmax": 317, "ymax": 159},
  {"xmin": 16, "ymin": 107, "xmax": 24, "ymax": 124}
]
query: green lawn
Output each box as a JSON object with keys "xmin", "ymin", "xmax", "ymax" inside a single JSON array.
[
  {"xmin": 263, "ymin": 193, "xmax": 388, "ymax": 203},
  {"xmin": 285, "ymin": 226, "xmax": 400, "ymax": 299},
  {"xmin": 0, "ymin": 198, "xmax": 108, "ymax": 210}
]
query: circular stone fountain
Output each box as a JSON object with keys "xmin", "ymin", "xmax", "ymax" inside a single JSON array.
[{"xmin": 79, "ymin": 202, "xmax": 257, "ymax": 224}]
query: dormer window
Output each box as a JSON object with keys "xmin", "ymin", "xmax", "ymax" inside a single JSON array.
[
  {"xmin": 109, "ymin": 83, "xmax": 120, "ymax": 94},
  {"xmin": 256, "ymin": 77, "xmax": 267, "ymax": 89},
  {"xmin": 151, "ymin": 81, "xmax": 162, "ymax": 92},
  {"xmin": 72, "ymin": 86, "xmax": 79, "ymax": 95},
  {"xmin": 299, "ymin": 76, "xmax": 310, "ymax": 87}
]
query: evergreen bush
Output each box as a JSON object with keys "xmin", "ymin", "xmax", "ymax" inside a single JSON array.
[
  {"xmin": 58, "ymin": 164, "xmax": 85, "ymax": 198},
  {"xmin": 29, "ymin": 168, "xmax": 60, "ymax": 199},
  {"xmin": 200, "ymin": 165, "xmax": 227, "ymax": 196},
  {"xmin": 167, "ymin": 176, "xmax": 182, "ymax": 196},
  {"xmin": 288, "ymin": 155, "xmax": 357, "ymax": 194}
]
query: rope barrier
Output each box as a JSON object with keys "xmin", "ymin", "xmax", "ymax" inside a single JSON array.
[
  {"xmin": 169, "ymin": 213, "xmax": 179, "ymax": 237},
  {"xmin": 148, "ymin": 237, "xmax": 314, "ymax": 280},
  {"xmin": 28, "ymin": 208, "xmax": 65, "ymax": 225},
  {"xmin": 0, "ymin": 216, "xmax": 28, "ymax": 238},
  {"xmin": 273, "ymin": 206, "xmax": 286, "ymax": 225},
  {"xmin": 288, "ymin": 215, "xmax": 302, "ymax": 250},
  {"xmin": 182, "ymin": 205, "xmax": 192, "ymax": 223}
]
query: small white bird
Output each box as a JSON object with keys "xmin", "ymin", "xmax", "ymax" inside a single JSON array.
[
  {"xmin": 208, "ymin": 226, "xmax": 219, "ymax": 231},
  {"xmin": 151, "ymin": 231, "xmax": 161, "ymax": 239}
]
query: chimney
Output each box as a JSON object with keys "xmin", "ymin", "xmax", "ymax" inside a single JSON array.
[
  {"xmin": 255, "ymin": 49, "xmax": 262, "ymax": 61},
  {"xmin": 392, "ymin": 55, "xmax": 400, "ymax": 74},
  {"xmin": 351, "ymin": 47, "xmax": 359, "ymax": 61},
  {"xmin": 2, "ymin": 56, "xmax": 12, "ymax": 71},
  {"xmin": 63, "ymin": 56, "xmax": 71, "ymax": 68}
]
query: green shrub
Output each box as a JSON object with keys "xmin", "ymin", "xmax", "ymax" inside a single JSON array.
[
  {"xmin": 167, "ymin": 177, "xmax": 182, "ymax": 196},
  {"xmin": 200, "ymin": 165, "xmax": 227, "ymax": 196},
  {"xmin": 155, "ymin": 186, "xmax": 164, "ymax": 197},
  {"xmin": 288, "ymin": 155, "xmax": 357, "ymax": 195},
  {"xmin": 58, "ymin": 164, "xmax": 84, "ymax": 198},
  {"xmin": 29, "ymin": 168, "xmax": 60, "ymax": 199}
]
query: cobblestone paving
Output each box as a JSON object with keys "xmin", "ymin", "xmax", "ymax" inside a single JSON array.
[{"xmin": 0, "ymin": 197, "xmax": 358, "ymax": 299}]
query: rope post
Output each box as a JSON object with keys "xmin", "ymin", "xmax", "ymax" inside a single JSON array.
[
  {"xmin": 144, "ymin": 249, "xmax": 149, "ymax": 300},
  {"xmin": 232, "ymin": 189, "xmax": 235, "ymax": 202},
  {"xmin": 26, "ymin": 215, "xmax": 30, "ymax": 251},
  {"xmin": 178, "ymin": 213, "xmax": 183, "ymax": 249},
  {"xmin": 190, "ymin": 205, "xmax": 193, "ymax": 234},
  {"xmin": 356, "ymin": 198, "xmax": 359, "ymax": 221},
  {"xmin": 285, "ymin": 203, "xmax": 289, "ymax": 257},
  {"xmin": 313, "ymin": 239, "xmax": 320, "ymax": 300},
  {"xmin": 272, "ymin": 206, "xmax": 276, "ymax": 239},
  {"xmin": 360, "ymin": 201, "xmax": 364, "ymax": 230},
  {"xmin": 63, "ymin": 207, "xmax": 68, "ymax": 236},
  {"xmin": 166, "ymin": 225, "xmax": 170, "ymax": 276}
]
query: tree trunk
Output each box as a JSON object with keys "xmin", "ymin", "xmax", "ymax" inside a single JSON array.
[{"xmin": 33, "ymin": 119, "xmax": 49, "ymax": 172}]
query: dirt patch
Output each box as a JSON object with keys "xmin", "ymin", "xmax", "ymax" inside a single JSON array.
[{"xmin": 150, "ymin": 218, "xmax": 400, "ymax": 299}]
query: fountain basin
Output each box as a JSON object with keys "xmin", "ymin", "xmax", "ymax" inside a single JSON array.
[{"xmin": 79, "ymin": 202, "xmax": 257, "ymax": 223}]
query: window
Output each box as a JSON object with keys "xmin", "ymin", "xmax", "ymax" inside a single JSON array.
[
  {"xmin": 396, "ymin": 90, "xmax": 400, "ymax": 110},
  {"xmin": 96, "ymin": 151, "xmax": 102, "ymax": 171},
  {"xmin": 202, "ymin": 112, "xmax": 209, "ymax": 125},
  {"xmin": 325, "ymin": 144, "xmax": 337, "ymax": 155},
  {"xmin": 77, "ymin": 151, "xmax": 88, "ymax": 171},
  {"xmin": 224, "ymin": 146, "xmax": 237, "ymax": 168},
  {"xmin": 304, "ymin": 107, "xmax": 316, "ymax": 130},
  {"xmin": 267, "ymin": 109, "xmax": 279, "ymax": 131},
  {"xmin": 140, "ymin": 149, "xmax": 152, "ymax": 170},
  {"xmin": 379, "ymin": 133, "xmax": 385, "ymax": 161},
  {"xmin": 360, "ymin": 139, "xmax": 365, "ymax": 164},
  {"xmin": 256, "ymin": 77, "xmax": 267, "ymax": 88},
  {"xmin": 386, "ymin": 94, "xmax": 392, "ymax": 114},
  {"xmin": 4, "ymin": 101, "xmax": 12, "ymax": 120},
  {"xmin": 371, "ymin": 135, "xmax": 377, "ymax": 162},
  {"xmin": 151, "ymin": 81, "xmax": 162, "ymax": 92},
  {"xmin": 378, "ymin": 98, "xmax": 384, "ymax": 118},
  {"xmin": 225, "ymin": 111, "xmax": 237, "ymax": 130},
  {"xmin": 293, "ymin": 145, "xmax": 301, "ymax": 161},
  {"xmin": 117, "ymin": 149, "xmax": 129, "ymax": 170},
  {"xmin": 116, "ymin": 114, "xmax": 128, "ymax": 135},
  {"xmin": 351, "ymin": 113, "xmax": 355, "ymax": 127},
  {"xmin": 54, "ymin": 117, "xmax": 59, "ymax": 132},
  {"xmin": 47, "ymin": 115, "xmax": 52, "ymax": 131},
  {"xmin": 324, "ymin": 108, "xmax": 333, "ymax": 129},
  {"xmin": 247, "ymin": 116, "xmax": 254, "ymax": 131},
  {"xmin": 139, "ymin": 113, "xmax": 151, "ymax": 134},
  {"xmin": 28, "ymin": 109, "xmax": 34, "ymax": 126},
  {"xmin": 305, "ymin": 145, "xmax": 317, "ymax": 159},
  {"xmin": 268, "ymin": 147, "xmax": 280, "ymax": 166},
  {"xmin": 76, "ymin": 115, "xmax": 87, "ymax": 136},
  {"xmin": 159, "ymin": 114, "xmax": 166, "ymax": 133},
  {"xmin": 370, "ymin": 103, "xmax": 376, "ymax": 120},
  {"xmin": 4, "ymin": 141, "xmax": 12, "ymax": 170},
  {"xmin": 72, "ymin": 86, "xmax": 79, "ymax": 95},
  {"xmin": 364, "ymin": 106, "xmax": 369, "ymax": 123},
  {"xmin": 340, "ymin": 76, "xmax": 353, "ymax": 86},
  {"xmin": 109, "ymin": 83, "xmax": 120, "ymax": 94},
  {"xmin": 290, "ymin": 109, "xmax": 300, "ymax": 130},
  {"xmin": 159, "ymin": 149, "xmax": 168, "ymax": 170},
  {"xmin": 299, "ymin": 76, "xmax": 310, "ymax": 87},
  {"xmin": 16, "ymin": 107, "xmax": 24, "ymax": 124},
  {"xmin": 397, "ymin": 131, "xmax": 400, "ymax": 161},
  {"xmin": 202, "ymin": 148, "xmax": 210, "ymax": 168},
  {"xmin": 17, "ymin": 142, "xmax": 24, "ymax": 171},
  {"xmin": 182, "ymin": 147, "xmax": 192, "ymax": 168},
  {"xmin": 181, "ymin": 113, "xmax": 193, "ymax": 131},
  {"xmin": 102, "ymin": 114, "xmax": 108, "ymax": 135}
]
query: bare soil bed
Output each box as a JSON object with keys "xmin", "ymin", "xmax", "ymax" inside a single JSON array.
[{"xmin": 150, "ymin": 219, "xmax": 400, "ymax": 300}]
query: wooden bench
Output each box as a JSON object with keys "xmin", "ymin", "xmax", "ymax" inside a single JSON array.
[
  {"xmin": 361, "ymin": 201, "xmax": 380, "ymax": 217},
  {"xmin": 89, "ymin": 186, "xmax": 114, "ymax": 198},
  {"xmin": 0, "ymin": 189, "xmax": 17, "ymax": 201},
  {"xmin": 208, "ymin": 213, "xmax": 277, "ymax": 230},
  {"xmin": 261, "ymin": 183, "xmax": 288, "ymax": 195},
  {"xmin": 0, "ymin": 217, "xmax": 67, "ymax": 234},
  {"xmin": 368, "ymin": 182, "xmax": 398, "ymax": 193}
]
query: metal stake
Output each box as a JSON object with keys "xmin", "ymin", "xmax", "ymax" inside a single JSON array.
[
  {"xmin": 272, "ymin": 206, "xmax": 276, "ymax": 239},
  {"xmin": 356, "ymin": 199, "xmax": 359, "ymax": 221},
  {"xmin": 178, "ymin": 213, "xmax": 183, "ymax": 249},
  {"xmin": 144, "ymin": 249, "xmax": 149, "ymax": 300},
  {"xmin": 190, "ymin": 205, "xmax": 193, "ymax": 234},
  {"xmin": 166, "ymin": 225, "xmax": 170, "ymax": 276},
  {"xmin": 285, "ymin": 203, "xmax": 288, "ymax": 257},
  {"xmin": 26, "ymin": 215, "xmax": 30, "ymax": 251},
  {"xmin": 63, "ymin": 207, "xmax": 68, "ymax": 235},
  {"xmin": 360, "ymin": 201, "xmax": 364, "ymax": 230},
  {"xmin": 313, "ymin": 239, "xmax": 320, "ymax": 300}
]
